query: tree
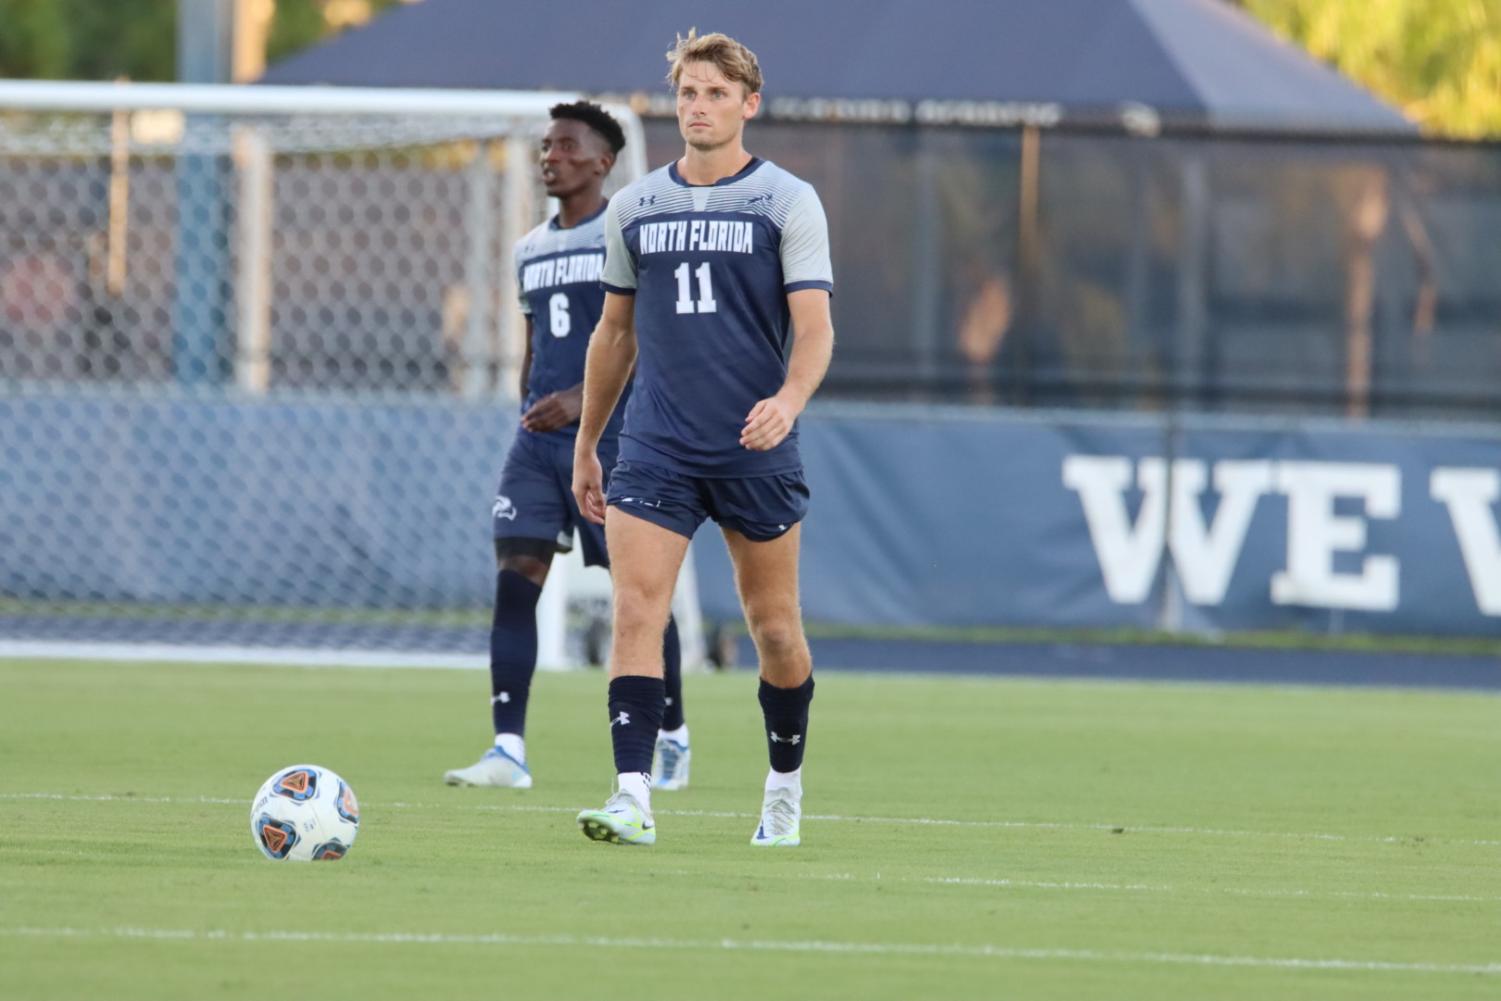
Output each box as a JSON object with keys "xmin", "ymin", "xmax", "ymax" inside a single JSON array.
[
  {"xmin": 1241, "ymin": 0, "xmax": 1501, "ymax": 137},
  {"xmin": 0, "ymin": 0, "xmax": 409, "ymax": 83},
  {"xmin": 268, "ymin": 0, "xmax": 407, "ymax": 65},
  {"xmin": 0, "ymin": 0, "xmax": 72, "ymax": 78}
]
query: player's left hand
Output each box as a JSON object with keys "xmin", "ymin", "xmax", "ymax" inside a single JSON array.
[
  {"xmin": 521, "ymin": 386, "xmax": 583, "ymax": 433},
  {"xmin": 741, "ymin": 394, "xmax": 801, "ymax": 451},
  {"xmin": 572, "ymin": 448, "xmax": 606, "ymax": 525}
]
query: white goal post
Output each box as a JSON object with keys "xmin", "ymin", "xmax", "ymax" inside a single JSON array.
[{"xmin": 0, "ymin": 79, "xmax": 704, "ymax": 671}]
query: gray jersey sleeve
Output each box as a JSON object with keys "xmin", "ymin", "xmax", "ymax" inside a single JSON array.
[
  {"xmin": 514, "ymin": 240, "xmax": 531, "ymax": 315},
  {"xmin": 601, "ymin": 196, "xmax": 637, "ymax": 292},
  {"xmin": 779, "ymin": 185, "xmax": 833, "ymax": 292}
]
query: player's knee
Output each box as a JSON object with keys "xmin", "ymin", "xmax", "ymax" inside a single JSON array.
[
  {"xmin": 496, "ymin": 549, "xmax": 550, "ymax": 588},
  {"xmin": 745, "ymin": 607, "xmax": 805, "ymax": 661},
  {"xmin": 611, "ymin": 581, "xmax": 672, "ymax": 634}
]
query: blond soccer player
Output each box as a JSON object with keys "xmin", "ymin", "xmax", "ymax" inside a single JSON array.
[{"xmin": 571, "ymin": 30, "xmax": 835, "ymax": 847}]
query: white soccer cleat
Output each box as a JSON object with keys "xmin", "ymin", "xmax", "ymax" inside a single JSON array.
[
  {"xmin": 750, "ymin": 785, "xmax": 801, "ymax": 847},
  {"xmin": 443, "ymin": 746, "xmax": 533, "ymax": 789},
  {"xmin": 577, "ymin": 789, "xmax": 656, "ymax": 846},
  {"xmin": 651, "ymin": 736, "xmax": 691, "ymax": 791}
]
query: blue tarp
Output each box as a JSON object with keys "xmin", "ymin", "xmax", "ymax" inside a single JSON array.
[{"xmin": 261, "ymin": 0, "xmax": 1414, "ymax": 135}]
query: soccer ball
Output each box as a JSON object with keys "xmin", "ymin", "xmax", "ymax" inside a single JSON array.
[{"xmin": 249, "ymin": 764, "xmax": 360, "ymax": 861}]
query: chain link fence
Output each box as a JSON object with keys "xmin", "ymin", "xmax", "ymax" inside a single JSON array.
[{"xmin": 0, "ymin": 85, "xmax": 644, "ymax": 658}]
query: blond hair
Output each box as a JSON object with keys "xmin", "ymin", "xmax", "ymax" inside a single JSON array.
[{"xmin": 665, "ymin": 29, "xmax": 763, "ymax": 96}]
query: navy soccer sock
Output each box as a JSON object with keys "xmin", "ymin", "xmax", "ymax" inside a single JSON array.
[
  {"xmin": 759, "ymin": 676, "xmax": 815, "ymax": 773},
  {"xmin": 489, "ymin": 569, "xmax": 542, "ymax": 737},
  {"xmin": 661, "ymin": 615, "xmax": 685, "ymax": 732},
  {"xmin": 608, "ymin": 675, "xmax": 665, "ymax": 776}
]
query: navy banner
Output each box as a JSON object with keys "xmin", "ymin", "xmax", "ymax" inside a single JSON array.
[
  {"xmin": 3, "ymin": 392, "xmax": 1497, "ymax": 637},
  {"xmin": 693, "ymin": 405, "xmax": 1501, "ymax": 637}
]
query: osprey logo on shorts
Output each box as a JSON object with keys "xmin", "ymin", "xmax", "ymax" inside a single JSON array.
[{"xmin": 492, "ymin": 495, "xmax": 518, "ymax": 521}]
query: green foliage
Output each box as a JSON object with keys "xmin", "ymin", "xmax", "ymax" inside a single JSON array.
[
  {"xmin": 1243, "ymin": 0, "xmax": 1501, "ymax": 137},
  {"xmin": 65, "ymin": 0, "xmax": 177, "ymax": 82},
  {"xmin": 268, "ymin": 0, "xmax": 407, "ymax": 64},
  {"xmin": 0, "ymin": 0, "xmax": 71, "ymax": 78},
  {"xmin": 0, "ymin": 0, "xmax": 174, "ymax": 80},
  {"xmin": 0, "ymin": 0, "xmax": 409, "ymax": 82},
  {"xmin": 265, "ymin": 0, "xmax": 331, "ymax": 64}
]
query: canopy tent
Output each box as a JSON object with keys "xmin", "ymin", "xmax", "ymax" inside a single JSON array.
[{"xmin": 261, "ymin": 0, "xmax": 1414, "ymax": 136}]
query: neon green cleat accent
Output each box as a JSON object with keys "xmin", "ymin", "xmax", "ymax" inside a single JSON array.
[
  {"xmin": 577, "ymin": 790, "xmax": 656, "ymax": 846},
  {"xmin": 750, "ymin": 786, "xmax": 801, "ymax": 847}
]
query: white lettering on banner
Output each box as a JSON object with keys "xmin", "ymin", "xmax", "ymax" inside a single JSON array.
[
  {"xmin": 1430, "ymin": 468, "xmax": 1501, "ymax": 615},
  {"xmin": 1062, "ymin": 456, "xmax": 1162, "ymax": 603},
  {"xmin": 1174, "ymin": 460, "xmax": 1276, "ymax": 604},
  {"xmin": 1267, "ymin": 462, "xmax": 1400, "ymax": 612},
  {"xmin": 1061, "ymin": 456, "xmax": 1272, "ymax": 605}
]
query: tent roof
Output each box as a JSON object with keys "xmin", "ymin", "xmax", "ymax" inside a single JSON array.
[{"xmin": 261, "ymin": 0, "xmax": 1415, "ymax": 135}]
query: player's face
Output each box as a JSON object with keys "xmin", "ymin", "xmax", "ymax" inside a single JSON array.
[
  {"xmin": 675, "ymin": 60, "xmax": 760, "ymax": 152},
  {"xmin": 539, "ymin": 119, "xmax": 610, "ymax": 199}
]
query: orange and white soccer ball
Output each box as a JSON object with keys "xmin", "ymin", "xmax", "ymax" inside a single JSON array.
[{"xmin": 249, "ymin": 764, "xmax": 360, "ymax": 861}]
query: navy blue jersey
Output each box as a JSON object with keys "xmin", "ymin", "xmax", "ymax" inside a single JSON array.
[
  {"xmin": 602, "ymin": 158, "xmax": 833, "ymax": 477},
  {"xmin": 515, "ymin": 203, "xmax": 626, "ymax": 443}
]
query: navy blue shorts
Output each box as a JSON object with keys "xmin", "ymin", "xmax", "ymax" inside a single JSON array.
[
  {"xmin": 605, "ymin": 459, "xmax": 810, "ymax": 542},
  {"xmin": 493, "ymin": 431, "xmax": 616, "ymax": 567}
]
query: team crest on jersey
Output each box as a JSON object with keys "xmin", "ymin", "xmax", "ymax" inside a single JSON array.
[{"xmin": 493, "ymin": 495, "xmax": 518, "ymax": 521}]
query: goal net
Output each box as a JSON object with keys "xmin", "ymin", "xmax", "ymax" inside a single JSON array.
[{"xmin": 0, "ymin": 81, "xmax": 702, "ymax": 669}]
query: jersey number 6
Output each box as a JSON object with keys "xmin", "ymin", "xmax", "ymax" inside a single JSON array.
[
  {"xmin": 548, "ymin": 292, "xmax": 570, "ymax": 337},
  {"xmin": 674, "ymin": 262, "xmax": 719, "ymax": 315}
]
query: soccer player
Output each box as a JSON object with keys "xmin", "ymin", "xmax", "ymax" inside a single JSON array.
[
  {"xmin": 571, "ymin": 31, "xmax": 834, "ymax": 846},
  {"xmin": 445, "ymin": 101, "xmax": 692, "ymax": 791}
]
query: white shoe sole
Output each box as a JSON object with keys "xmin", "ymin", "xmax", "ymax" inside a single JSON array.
[{"xmin": 443, "ymin": 767, "xmax": 533, "ymax": 789}]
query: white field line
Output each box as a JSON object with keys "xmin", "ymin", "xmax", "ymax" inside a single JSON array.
[
  {"xmin": 0, "ymin": 640, "xmax": 487, "ymax": 670},
  {"xmin": 0, "ymin": 925, "xmax": 1496, "ymax": 976},
  {"xmin": 5, "ymin": 791, "xmax": 1499, "ymax": 850},
  {"xmin": 5, "ymin": 793, "xmax": 1498, "ymax": 906}
]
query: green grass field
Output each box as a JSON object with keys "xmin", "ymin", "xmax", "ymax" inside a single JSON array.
[{"xmin": 1, "ymin": 658, "xmax": 1497, "ymax": 1000}]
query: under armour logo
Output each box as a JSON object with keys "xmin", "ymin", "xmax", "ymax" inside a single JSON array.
[
  {"xmin": 769, "ymin": 731, "xmax": 801, "ymax": 745},
  {"xmin": 492, "ymin": 495, "xmax": 517, "ymax": 521},
  {"xmin": 611, "ymin": 711, "xmax": 630, "ymax": 727},
  {"xmin": 638, "ymin": 194, "xmax": 656, "ymax": 207},
  {"xmin": 491, "ymin": 691, "xmax": 510, "ymax": 705}
]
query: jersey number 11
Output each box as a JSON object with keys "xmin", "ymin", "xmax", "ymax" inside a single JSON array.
[{"xmin": 674, "ymin": 262, "xmax": 719, "ymax": 315}]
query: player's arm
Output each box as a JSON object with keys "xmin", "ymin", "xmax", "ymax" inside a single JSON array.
[
  {"xmin": 742, "ymin": 183, "xmax": 836, "ymax": 452},
  {"xmin": 518, "ymin": 310, "xmax": 587, "ymax": 433},
  {"xmin": 571, "ymin": 291, "xmax": 637, "ymax": 524},
  {"xmin": 518, "ymin": 317, "xmax": 534, "ymax": 401},
  {"xmin": 521, "ymin": 380, "xmax": 583, "ymax": 433},
  {"xmin": 741, "ymin": 289, "xmax": 834, "ymax": 451}
]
